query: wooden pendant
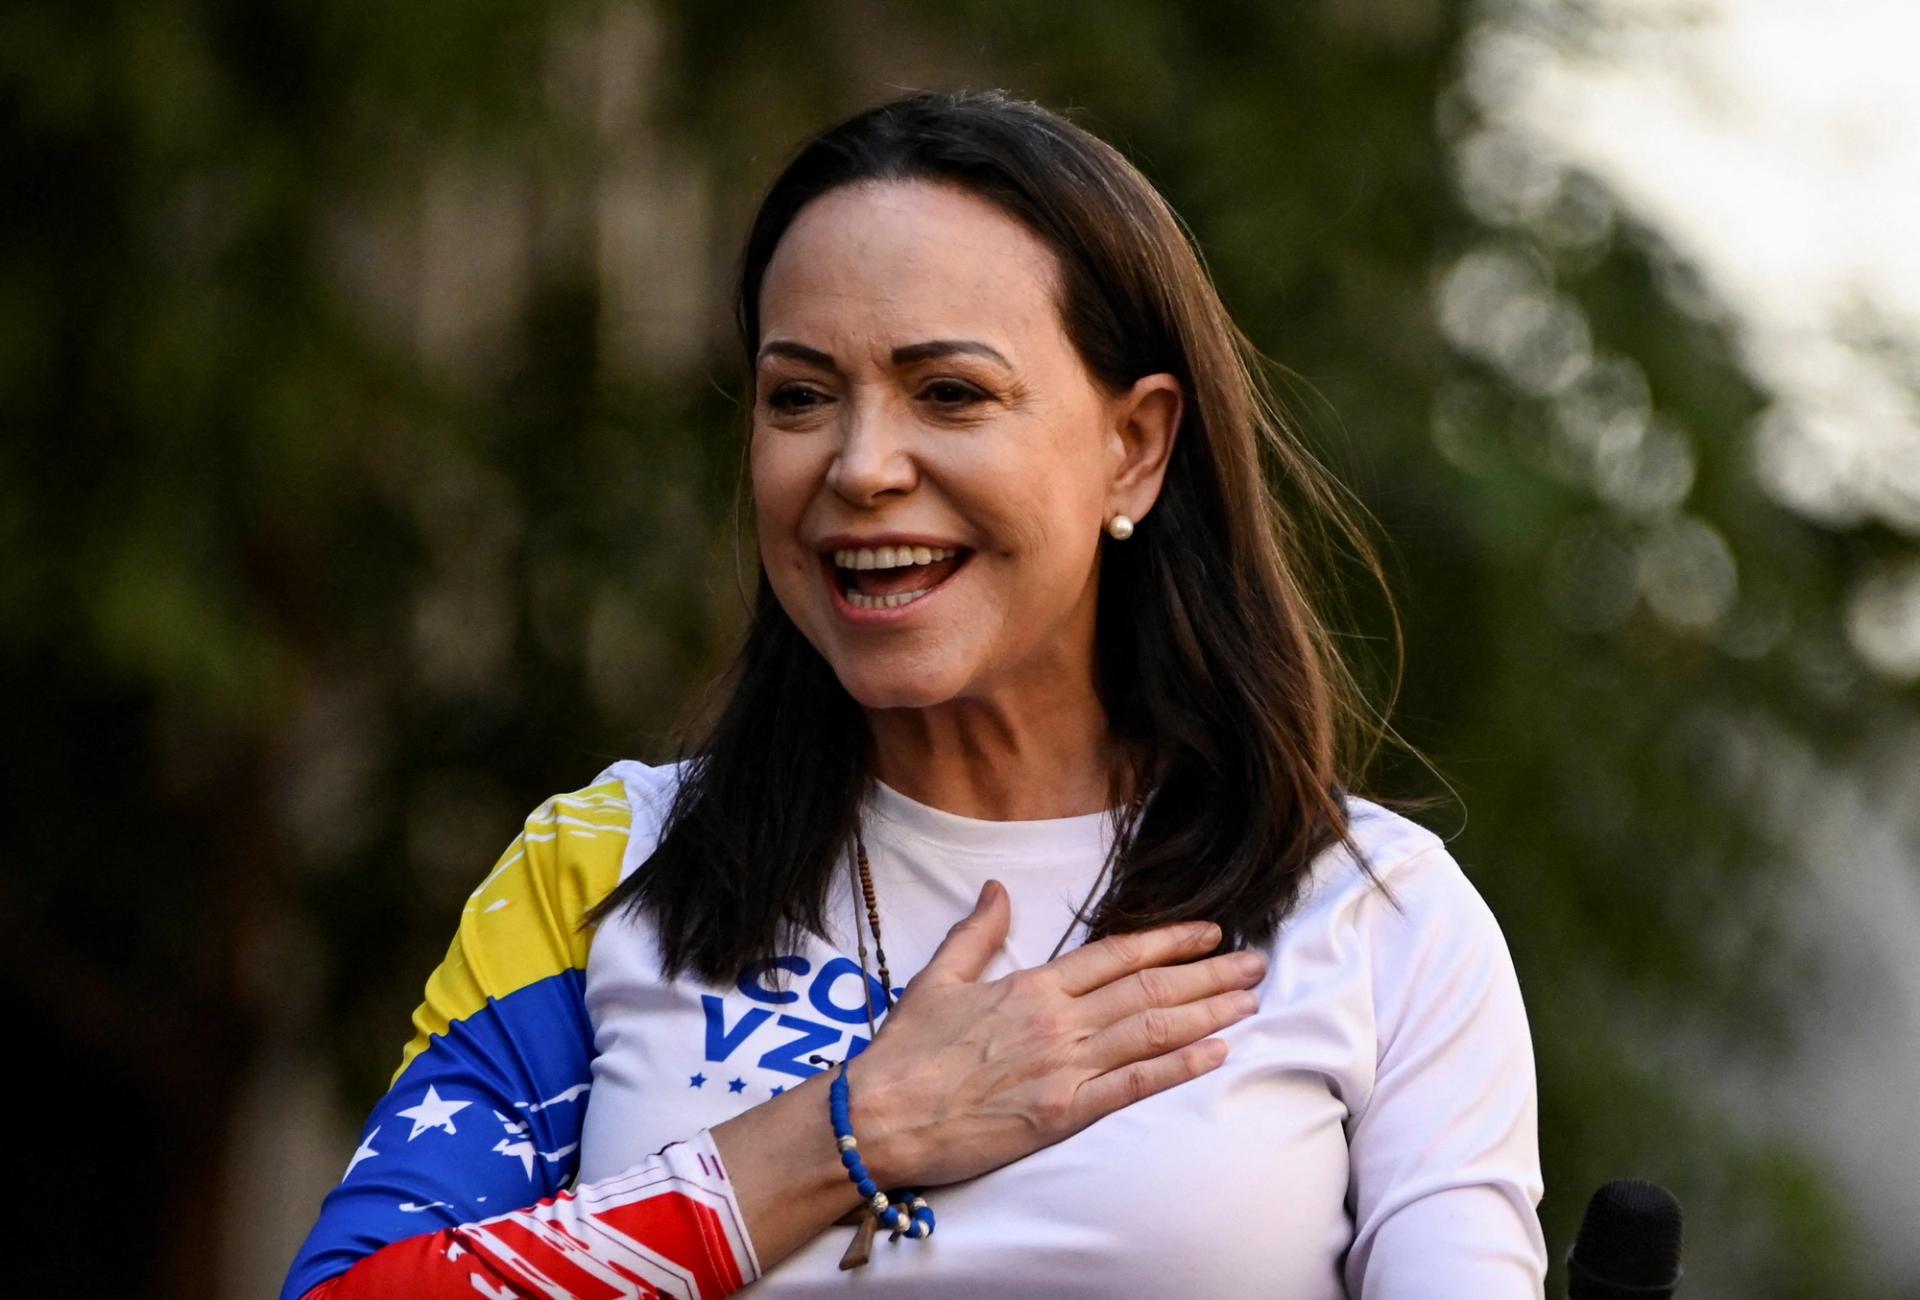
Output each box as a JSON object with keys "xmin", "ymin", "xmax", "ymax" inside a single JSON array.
[{"xmin": 837, "ymin": 1207, "xmax": 879, "ymax": 1270}]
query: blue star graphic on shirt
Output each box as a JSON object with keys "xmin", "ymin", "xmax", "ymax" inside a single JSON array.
[
  {"xmin": 728, "ymin": 1078, "xmax": 746, "ymax": 1094},
  {"xmin": 770, "ymin": 1085, "xmax": 785, "ymax": 1096},
  {"xmin": 689, "ymin": 1073, "xmax": 707, "ymax": 1089}
]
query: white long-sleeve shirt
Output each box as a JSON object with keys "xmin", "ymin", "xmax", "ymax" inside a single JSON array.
[{"xmin": 578, "ymin": 761, "xmax": 1548, "ymax": 1298}]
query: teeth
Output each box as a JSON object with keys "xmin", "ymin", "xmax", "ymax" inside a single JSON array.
[
  {"xmin": 846, "ymin": 587, "xmax": 935, "ymax": 610},
  {"xmin": 833, "ymin": 545, "xmax": 957, "ymax": 570}
]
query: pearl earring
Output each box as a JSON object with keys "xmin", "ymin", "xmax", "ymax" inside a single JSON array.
[{"xmin": 1106, "ymin": 514, "xmax": 1135, "ymax": 540}]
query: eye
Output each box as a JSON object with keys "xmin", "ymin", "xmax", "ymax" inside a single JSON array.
[
  {"xmin": 919, "ymin": 379, "xmax": 988, "ymax": 408},
  {"xmin": 766, "ymin": 383, "xmax": 830, "ymax": 414}
]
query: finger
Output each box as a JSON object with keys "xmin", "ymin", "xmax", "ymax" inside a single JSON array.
[
  {"xmin": 1073, "ymin": 1035, "xmax": 1232, "ymax": 1124},
  {"xmin": 1076, "ymin": 988, "xmax": 1257, "ymax": 1077},
  {"xmin": 1075, "ymin": 948, "xmax": 1267, "ymax": 1029},
  {"xmin": 913, "ymin": 879, "xmax": 1011, "ymax": 988},
  {"xmin": 1046, "ymin": 919, "xmax": 1221, "ymax": 998}
]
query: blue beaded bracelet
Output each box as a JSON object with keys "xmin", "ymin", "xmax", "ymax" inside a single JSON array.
[{"xmin": 830, "ymin": 1062, "xmax": 936, "ymax": 1241}]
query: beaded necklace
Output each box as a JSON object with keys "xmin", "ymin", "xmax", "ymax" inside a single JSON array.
[{"xmin": 830, "ymin": 783, "xmax": 1150, "ymax": 1268}]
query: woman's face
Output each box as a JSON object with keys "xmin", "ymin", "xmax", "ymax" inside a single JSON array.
[{"xmin": 751, "ymin": 179, "xmax": 1178, "ymax": 712}]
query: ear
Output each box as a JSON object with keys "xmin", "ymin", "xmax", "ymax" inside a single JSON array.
[{"xmin": 1105, "ymin": 372, "xmax": 1183, "ymax": 521}]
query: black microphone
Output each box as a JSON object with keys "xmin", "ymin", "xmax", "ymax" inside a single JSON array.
[{"xmin": 1566, "ymin": 1178, "xmax": 1684, "ymax": 1298}]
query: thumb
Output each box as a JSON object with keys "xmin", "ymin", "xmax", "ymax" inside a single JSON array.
[{"xmin": 916, "ymin": 880, "xmax": 1010, "ymax": 988}]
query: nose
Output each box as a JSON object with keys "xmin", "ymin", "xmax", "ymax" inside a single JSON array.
[{"xmin": 826, "ymin": 399, "xmax": 918, "ymax": 505}]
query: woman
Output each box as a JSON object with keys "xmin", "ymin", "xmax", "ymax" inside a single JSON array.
[{"xmin": 284, "ymin": 89, "xmax": 1546, "ymax": 1298}]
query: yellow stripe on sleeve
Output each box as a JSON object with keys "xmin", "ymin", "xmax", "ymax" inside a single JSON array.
[{"xmin": 391, "ymin": 777, "xmax": 635, "ymax": 1084}]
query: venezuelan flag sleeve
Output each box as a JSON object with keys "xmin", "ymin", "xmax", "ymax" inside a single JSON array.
[{"xmin": 281, "ymin": 775, "xmax": 759, "ymax": 1299}]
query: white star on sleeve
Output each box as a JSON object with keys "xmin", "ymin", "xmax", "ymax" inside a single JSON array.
[
  {"xmin": 395, "ymin": 1085, "xmax": 472, "ymax": 1140},
  {"xmin": 487, "ymin": 1110, "xmax": 577, "ymax": 1180},
  {"xmin": 491, "ymin": 1110, "xmax": 538, "ymax": 1179},
  {"xmin": 342, "ymin": 1127, "xmax": 380, "ymax": 1181}
]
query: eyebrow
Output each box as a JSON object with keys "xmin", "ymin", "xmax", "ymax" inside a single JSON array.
[
  {"xmin": 755, "ymin": 338, "xmax": 1013, "ymax": 371},
  {"xmin": 893, "ymin": 339, "xmax": 1012, "ymax": 368}
]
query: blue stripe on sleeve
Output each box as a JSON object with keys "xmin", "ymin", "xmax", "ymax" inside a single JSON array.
[{"xmin": 280, "ymin": 968, "xmax": 593, "ymax": 1299}]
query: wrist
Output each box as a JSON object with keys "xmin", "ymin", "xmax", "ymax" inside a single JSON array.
[
  {"xmin": 830, "ymin": 1057, "xmax": 939, "ymax": 1247},
  {"xmin": 840, "ymin": 1051, "xmax": 918, "ymax": 1190}
]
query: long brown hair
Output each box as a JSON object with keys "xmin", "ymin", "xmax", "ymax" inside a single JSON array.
[{"xmin": 590, "ymin": 88, "xmax": 1406, "ymax": 979}]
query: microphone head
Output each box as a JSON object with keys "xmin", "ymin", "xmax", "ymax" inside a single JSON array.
[{"xmin": 1567, "ymin": 1178, "xmax": 1684, "ymax": 1298}]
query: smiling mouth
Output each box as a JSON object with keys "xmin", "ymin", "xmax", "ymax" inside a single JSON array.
[{"xmin": 822, "ymin": 545, "xmax": 972, "ymax": 611}]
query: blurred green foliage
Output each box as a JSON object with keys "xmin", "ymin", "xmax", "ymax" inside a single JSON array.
[{"xmin": 4, "ymin": 1, "xmax": 1913, "ymax": 1296}]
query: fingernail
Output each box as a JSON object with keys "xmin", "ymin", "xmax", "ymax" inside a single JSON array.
[
  {"xmin": 1234, "ymin": 952, "xmax": 1266, "ymax": 978},
  {"xmin": 1195, "ymin": 921, "xmax": 1222, "ymax": 943},
  {"xmin": 1232, "ymin": 990, "xmax": 1259, "ymax": 1014}
]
